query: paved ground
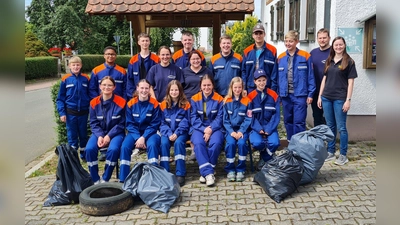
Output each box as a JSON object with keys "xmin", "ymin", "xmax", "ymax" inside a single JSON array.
[{"xmin": 25, "ymin": 140, "xmax": 376, "ymax": 225}]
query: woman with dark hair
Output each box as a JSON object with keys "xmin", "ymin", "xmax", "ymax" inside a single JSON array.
[
  {"xmin": 119, "ymin": 79, "xmax": 161, "ymax": 182},
  {"xmin": 159, "ymin": 80, "xmax": 191, "ymax": 186},
  {"xmin": 146, "ymin": 46, "xmax": 184, "ymax": 102},
  {"xmin": 86, "ymin": 76, "xmax": 126, "ymax": 184},
  {"xmin": 317, "ymin": 36, "xmax": 358, "ymax": 166},
  {"xmin": 182, "ymin": 50, "xmax": 213, "ymax": 160},
  {"xmin": 190, "ymin": 75, "xmax": 224, "ymax": 186}
]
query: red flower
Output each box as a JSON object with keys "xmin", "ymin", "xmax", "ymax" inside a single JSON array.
[
  {"xmin": 48, "ymin": 47, "xmax": 62, "ymax": 54},
  {"xmin": 63, "ymin": 47, "xmax": 72, "ymax": 53}
]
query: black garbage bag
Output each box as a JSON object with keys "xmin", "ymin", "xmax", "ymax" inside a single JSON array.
[
  {"xmin": 122, "ymin": 162, "xmax": 180, "ymax": 213},
  {"xmin": 253, "ymin": 150, "xmax": 303, "ymax": 203},
  {"xmin": 43, "ymin": 144, "xmax": 93, "ymax": 206},
  {"xmin": 288, "ymin": 125, "xmax": 334, "ymax": 185}
]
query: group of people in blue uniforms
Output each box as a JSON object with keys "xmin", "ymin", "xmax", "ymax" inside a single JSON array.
[{"xmin": 56, "ymin": 25, "xmax": 357, "ymax": 187}]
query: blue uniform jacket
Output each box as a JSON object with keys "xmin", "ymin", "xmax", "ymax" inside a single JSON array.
[
  {"xmin": 223, "ymin": 96, "xmax": 252, "ymax": 135},
  {"xmin": 277, "ymin": 48, "xmax": 316, "ymax": 98},
  {"xmin": 89, "ymin": 94, "xmax": 126, "ymax": 139},
  {"xmin": 159, "ymin": 100, "xmax": 191, "ymax": 137},
  {"xmin": 242, "ymin": 42, "xmax": 278, "ymax": 91},
  {"xmin": 247, "ymin": 88, "xmax": 280, "ymax": 135},
  {"xmin": 172, "ymin": 49, "xmax": 206, "ymax": 69},
  {"xmin": 190, "ymin": 92, "xmax": 224, "ymax": 133},
  {"xmin": 126, "ymin": 97, "xmax": 161, "ymax": 140},
  {"xmin": 210, "ymin": 51, "xmax": 243, "ymax": 96},
  {"xmin": 89, "ymin": 63, "xmax": 127, "ymax": 99},
  {"xmin": 56, "ymin": 73, "xmax": 90, "ymax": 116},
  {"xmin": 127, "ymin": 53, "xmax": 160, "ymax": 99}
]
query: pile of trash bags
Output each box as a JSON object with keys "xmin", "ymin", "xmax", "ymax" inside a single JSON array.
[
  {"xmin": 43, "ymin": 144, "xmax": 93, "ymax": 206},
  {"xmin": 122, "ymin": 162, "xmax": 181, "ymax": 213},
  {"xmin": 254, "ymin": 125, "xmax": 334, "ymax": 203}
]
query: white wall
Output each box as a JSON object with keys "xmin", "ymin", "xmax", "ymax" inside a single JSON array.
[{"xmin": 262, "ymin": 0, "xmax": 376, "ymax": 116}]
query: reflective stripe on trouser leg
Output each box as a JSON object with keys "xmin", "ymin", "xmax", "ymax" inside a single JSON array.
[
  {"xmin": 224, "ymin": 134, "xmax": 237, "ymax": 173},
  {"xmin": 102, "ymin": 134, "xmax": 124, "ymax": 181},
  {"xmin": 85, "ymin": 134, "xmax": 100, "ymax": 182},
  {"xmin": 160, "ymin": 136, "xmax": 171, "ymax": 172},
  {"xmin": 146, "ymin": 134, "xmax": 161, "ymax": 166},
  {"xmin": 174, "ymin": 133, "xmax": 188, "ymax": 176},
  {"xmin": 191, "ymin": 130, "xmax": 213, "ymax": 177},
  {"xmin": 236, "ymin": 133, "xmax": 249, "ymax": 172},
  {"xmin": 119, "ymin": 134, "xmax": 137, "ymax": 182}
]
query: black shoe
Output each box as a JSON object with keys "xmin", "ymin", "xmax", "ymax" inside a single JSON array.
[
  {"xmin": 99, "ymin": 153, "xmax": 106, "ymax": 161},
  {"xmin": 177, "ymin": 176, "xmax": 185, "ymax": 187},
  {"xmin": 256, "ymin": 159, "xmax": 265, "ymax": 171}
]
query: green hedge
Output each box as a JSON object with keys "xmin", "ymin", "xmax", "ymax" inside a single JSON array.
[
  {"xmin": 79, "ymin": 55, "xmax": 131, "ymax": 73},
  {"xmin": 25, "ymin": 57, "xmax": 58, "ymax": 80}
]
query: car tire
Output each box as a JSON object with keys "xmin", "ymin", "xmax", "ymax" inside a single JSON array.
[{"xmin": 79, "ymin": 182, "xmax": 133, "ymax": 216}]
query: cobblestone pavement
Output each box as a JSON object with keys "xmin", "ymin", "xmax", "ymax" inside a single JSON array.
[{"xmin": 25, "ymin": 140, "xmax": 376, "ymax": 225}]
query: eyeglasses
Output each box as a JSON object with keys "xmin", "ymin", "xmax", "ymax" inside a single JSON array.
[{"xmin": 105, "ymin": 53, "xmax": 116, "ymax": 56}]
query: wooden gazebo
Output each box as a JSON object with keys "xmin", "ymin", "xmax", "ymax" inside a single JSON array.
[{"xmin": 85, "ymin": 0, "xmax": 254, "ymax": 54}]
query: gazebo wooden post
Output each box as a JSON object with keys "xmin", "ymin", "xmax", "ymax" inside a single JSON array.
[{"xmin": 212, "ymin": 14, "xmax": 221, "ymax": 55}]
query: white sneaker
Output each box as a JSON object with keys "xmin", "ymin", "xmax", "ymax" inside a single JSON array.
[
  {"xmin": 94, "ymin": 180, "xmax": 100, "ymax": 185},
  {"xmin": 100, "ymin": 179, "xmax": 107, "ymax": 183},
  {"xmin": 205, "ymin": 174, "xmax": 215, "ymax": 186},
  {"xmin": 199, "ymin": 176, "xmax": 206, "ymax": 183}
]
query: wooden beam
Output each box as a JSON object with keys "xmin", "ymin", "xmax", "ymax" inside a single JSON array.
[
  {"xmin": 212, "ymin": 14, "xmax": 221, "ymax": 55},
  {"xmin": 145, "ymin": 20, "xmax": 214, "ymax": 28},
  {"xmin": 129, "ymin": 15, "xmax": 146, "ymax": 53}
]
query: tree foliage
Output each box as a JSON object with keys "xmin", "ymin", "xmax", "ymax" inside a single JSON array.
[
  {"xmin": 226, "ymin": 16, "xmax": 259, "ymax": 54},
  {"xmin": 25, "ymin": 30, "xmax": 50, "ymax": 57}
]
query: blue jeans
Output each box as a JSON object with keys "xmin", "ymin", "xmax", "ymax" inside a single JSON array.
[{"xmin": 321, "ymin": 96, "xmax": 348, "ymax": 155}]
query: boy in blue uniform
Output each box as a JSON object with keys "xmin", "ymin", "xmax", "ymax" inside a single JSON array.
[
  {"xmin": 277, "ymin": 30, "xmax": 315, "ymax": 140},
  {"xmin": 89, "ymin": 46, "xmax": 127, "ymax": 100},
  {"xmin": 223, "ymin": 77, "xmax": 252, "ymax": 182},
  {"xmin": 56, "ymin": 56, "xmax": 90, "ymax": 160},
  {"xmin": 248, "ymin": 69, "xmax": 280, "ymax": 166},
  {"xmin": 172, "ymin": 30, "xmax": 206, "ymax": 69},
  {"xmin": 127, "ymin": 33, "xmax": 160, "ymax": 99},
  {"xmin": 210, "ymin": 34, "xmax": 242, "ymax": 96},
  {"xmin": 242, "ymin": 24, "xmax": 278, "ymax": 94}
]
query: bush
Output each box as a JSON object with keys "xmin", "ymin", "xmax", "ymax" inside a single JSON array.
[
  {"xmin": 78, "ymin": 55, "xmax": 131, "ymax": 73},
  {"xmin": 25, "ymin": 57, "xmax": 58, "ymax": 80},
  {"xmin": 51, "ymin": 80, "xmax": 91, "ymax": 145}
]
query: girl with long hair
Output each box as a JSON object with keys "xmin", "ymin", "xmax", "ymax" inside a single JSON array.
[{"xmin": 317, "ymin": 36, "xmax": 358, "ymax": 166}]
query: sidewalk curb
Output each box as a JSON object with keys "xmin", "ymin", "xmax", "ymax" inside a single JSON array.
[{"xmin": 25, "ymin": 152, "xmax": 56, "ymax": 178}]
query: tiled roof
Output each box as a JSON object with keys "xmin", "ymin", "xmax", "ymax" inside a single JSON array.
[{"xmin": 85, "ymin": 0, "xmax": 254, "ymax": 14}]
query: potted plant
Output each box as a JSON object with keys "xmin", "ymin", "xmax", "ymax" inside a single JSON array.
[
  {"xmin": 63, "ymin": 46, "xmax": 73, "ymax": 56},
  {"xmin": 48, "ymin": 47, "xmax": 62, "ymax": 57}
]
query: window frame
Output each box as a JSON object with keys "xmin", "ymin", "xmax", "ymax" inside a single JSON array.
[{"xmin": 363, "ymin": 18, "xmax": 376, "ymax": 69}]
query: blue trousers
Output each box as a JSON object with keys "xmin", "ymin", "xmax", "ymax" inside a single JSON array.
[
  {"xmin": 85, "ymin": 133, "xmax": 124, "ymax": 182},
  {"xmin": 66, "ymin": 113, "xmax": 88, "ymax": 149},
  {"xmin": 281, "ymin": 94, "xmax": 307, "ymax": 140},
  {"xmin": 119, "ymin": 133, "xmax": 161, "ymax": 182},
  {"xmin": 161, "ymin": 133, "xmax": 189, "ymax": 176},
  {"xmin": 191, "ymin": 130, "xmax": 224, "ymax": 177},
  {"xmin": 321, "ymin": 96, "xmax": 348, "ymax": 155},
  {"xmin": 224, "ymin": 133, "xmax": 249, "ymax": 173},
  {"xmin": 249, "ymin": 130, "xmax": 280, "ymax": 162}
]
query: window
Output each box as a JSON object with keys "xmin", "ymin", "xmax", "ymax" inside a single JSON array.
[
  {"xmin": 289, "ymin": 0, "xmax": 300, "ymax": 31},
  {"xmin": 363, "ymin": 17, "xmax": 376, "ymax": 69},
  {"xmin": 276, "ymin": 0, "xmax": 285, "ymax": 41}
]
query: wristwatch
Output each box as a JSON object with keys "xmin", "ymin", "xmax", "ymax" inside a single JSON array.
[{"xmin": 347, "ymin": 98, "xmax": 351, "ymax": 101}]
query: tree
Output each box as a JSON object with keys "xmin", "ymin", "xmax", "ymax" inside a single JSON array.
[
  {"xmin": 226, "ymin": 16, "xmax": 258, "ymax": 54},
  {"xmin": 25, "ymin": 30, "xmax": 50, "ymax": 57},
  {"xmin": 149, "ymin": 27, "xmax": 176, "ymax": 53}
]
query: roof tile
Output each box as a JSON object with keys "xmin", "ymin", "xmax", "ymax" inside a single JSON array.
[
  {"xmin": 85, "ymin": 0, "xmax": 253, "ymax": 14},
  {"xmin": 112, "ymin": 0, "xmax": 125, "ymax": 5}
]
